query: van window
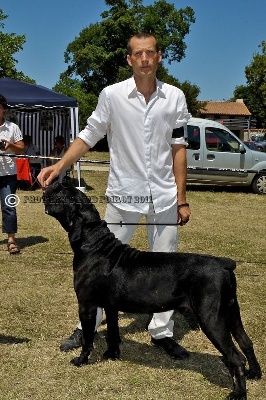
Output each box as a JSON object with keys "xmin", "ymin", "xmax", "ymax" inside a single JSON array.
[
  {"xmin": 187, "ymin": 125, "xmax": 200, "ymax": 150},
  {"xmin": 205, "ymin": 127, "xmax": 240, "ymax": 152}
]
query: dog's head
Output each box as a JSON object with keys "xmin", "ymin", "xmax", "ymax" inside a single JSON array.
[{"xmin": 43, "ymin": 182, "xmax": 100, "ymax": 233}]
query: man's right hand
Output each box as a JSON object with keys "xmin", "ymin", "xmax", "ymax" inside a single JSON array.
[
  {"xmin": 38, "ymin": 165, "xmax": 60, "ymax": 188},
  {"xmin": 38, "ymin": 137, "xmax": 90, "ymax": 188}
]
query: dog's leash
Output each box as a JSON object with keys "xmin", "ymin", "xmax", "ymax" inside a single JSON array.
[{"xmin": 107, "ymin": 222, "xmax": 180, "ymax": 226}]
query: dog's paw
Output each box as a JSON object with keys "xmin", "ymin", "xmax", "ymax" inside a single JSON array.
[
  {"xmin": 103, "ymin": 349, "xmax": 120, "ymax": 360},
  {"xmin": 227, "ymin": 391, "xmax": 247, "ymax": 400},
  {"xmin": 246, "ymin": 367, "xmax": 262, "ymax": 380},
  {"xmin": 70, "ymin": 355, "xmax": 89, "ymax": 367}
]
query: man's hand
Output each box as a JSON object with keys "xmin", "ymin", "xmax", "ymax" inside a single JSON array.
[
  {"xmin": 38, "ymin": 137, "xmax": 91, "ymax": 188},
  {"xmin": 177, "ymin": 203, "xmax": 191, "ymax": 226},
  {"xmin": 38, "ymin": 165, "xmax": 60, "ymax": 188}
]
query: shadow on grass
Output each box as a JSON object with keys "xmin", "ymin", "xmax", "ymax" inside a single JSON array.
[
  {"xmin": 79, "ymin": 313, "xmax": 232, "ymax": 390},
  {"xmin": 0, "ymin": 236, "xmax": 48, "ymax": 250},
  {"xmin": 118, "ymin": 341, "xmax": 231, "ymax": 389},
  {"xmin": 83, "ymin": 335, "xmax": 231, "ymax": 390},
  {"xmin": 0, "ymin": 334, "xmax": 30, "ymax": 345}
]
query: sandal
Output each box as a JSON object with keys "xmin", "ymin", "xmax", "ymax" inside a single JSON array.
[{"xmin": 7, "ymin": 241, "xmax": 20, "ymax": 255}]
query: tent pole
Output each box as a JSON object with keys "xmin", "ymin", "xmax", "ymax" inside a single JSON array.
[
  {"xmin": 76, "ymin": 161, "xmax": 81, "ymax": 187},
  {"xmin": 70, "ymin": 107, "xmax": 82, "ymax": 188}
]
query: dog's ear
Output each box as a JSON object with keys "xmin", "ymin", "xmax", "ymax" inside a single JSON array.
[{"xmin": 68, "ymin": 211, "xmax": 83, "ymax": 245}]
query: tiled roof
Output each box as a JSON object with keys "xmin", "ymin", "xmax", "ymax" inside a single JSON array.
[{"xmin": 200, "ymin": 101, "xmax": 251, "ymax": 116}]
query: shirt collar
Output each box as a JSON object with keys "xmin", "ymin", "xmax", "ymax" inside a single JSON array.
[
  {"xmin": 127, "ymin": 77, "xmax": 166, "ymax": 99},
  {"xmin": 0, "ymin": 119, "xmax": 7, "ymax": 129}
]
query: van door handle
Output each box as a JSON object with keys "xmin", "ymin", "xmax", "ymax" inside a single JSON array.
[
  {"xmin": 193, "ymin": 153, "xmax": 200, "ymax": 160},
  {"xmin": 207, "ymin": 154, "xmax": 215, "ymax": 160}
]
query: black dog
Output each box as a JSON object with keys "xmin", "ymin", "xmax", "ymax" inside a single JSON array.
[{"xmin": 44, "ymin": 182, "xmax": 261, "ymax": 400}]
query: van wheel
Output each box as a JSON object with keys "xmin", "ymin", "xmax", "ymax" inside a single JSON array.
[{"xmin": 252, "ymin": 174, "xmax": 266, "ymax": 194}]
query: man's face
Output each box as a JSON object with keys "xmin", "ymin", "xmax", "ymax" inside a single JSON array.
[{"xmin": 126, "ymin": 36, "xmax": 162, "ymax": 78}]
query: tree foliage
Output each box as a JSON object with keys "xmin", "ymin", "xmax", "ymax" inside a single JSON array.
[
  {"xmin": 233, "ymin": 41, "xmax": 266, "ymax": 128},
  {"xmin": 0, "ymin": 10, "xmax": 34, "ymax": 82},
  {"xmin": 54, "ymin": 0, "xmax": 201, "ymax": 126},
  {"xmin": 54, "ymin": 74, "xmax": 98, "ymax": 130}
]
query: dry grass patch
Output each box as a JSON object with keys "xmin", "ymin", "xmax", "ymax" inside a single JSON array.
[{"xmin": 0, "ymin": 163, "xmax": 265, "ymax": 399}]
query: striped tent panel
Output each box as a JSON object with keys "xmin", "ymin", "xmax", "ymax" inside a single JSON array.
[
  {"xmin": 14, "ymin": 108, "xmax": 79, "ymax": 160},
  {"xmin": 70, "ymin": 107, "xmax": 79, "ymax": 140}
]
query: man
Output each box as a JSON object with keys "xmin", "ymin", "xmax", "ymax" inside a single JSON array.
[{"xmin": 38, "ymin": 32, "xmax": 191, "ymax": 359}]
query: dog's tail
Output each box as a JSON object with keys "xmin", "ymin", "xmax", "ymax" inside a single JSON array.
[{"xmin": 220, "ymin": 257, "xmax": 236, "ymax": 271}]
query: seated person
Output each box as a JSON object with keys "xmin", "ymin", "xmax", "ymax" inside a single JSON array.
[
  {"xmin": 48, "ymin": 135, "xmax": 72, "ymax": 183},
  {"xmin": 23, "ymin": 135, "xmax": 42, "ymax": 179}
]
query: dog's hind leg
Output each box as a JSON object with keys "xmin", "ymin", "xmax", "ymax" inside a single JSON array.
[
  {"xmin": 196, "ymin": 300, "xmax": 248, "ymax": 400},
  {"xmin": 102, "ymin": 305, "xmax": 121, "ymax": 360},
  {"xmin": 228, "ymin": 296, "xmax": 262, "ymax": 381},
  {"xmin": 70, "ymin": 304, "xmax": 97, "ymax": 367}
]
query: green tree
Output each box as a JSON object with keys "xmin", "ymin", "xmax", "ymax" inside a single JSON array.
[
  {"xmin": 54, "ymin": 0, "xmax": 201, "ymax": 127},
  {"xmin": 233, "ymin": 41, "xmax": 266, "ymax": 128},
  {"xmin": 54, "ymin": 75, "xmax": 98, "ymax": 129},
  {"xmin": 0, "ymin": 9, "xmax": 34, "ymax": 82}
]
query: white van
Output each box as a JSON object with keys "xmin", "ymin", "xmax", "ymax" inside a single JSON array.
[{"xmin": 186, "ymin": 118, "xmax": 266, "ymax": 194}]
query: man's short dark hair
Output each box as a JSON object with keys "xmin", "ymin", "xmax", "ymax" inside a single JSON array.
[
  {"xmin": 127, "ymin": 32, "xmax": 160, "ymax": 55},
  {"xmin": 0, "ymin": 95, "xmax": 8, "ymax": 109}
]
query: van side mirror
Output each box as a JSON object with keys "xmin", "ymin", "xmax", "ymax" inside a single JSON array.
[{"xmin": 239, "ymin": 144, "xmax": 246, "ymax": 154}]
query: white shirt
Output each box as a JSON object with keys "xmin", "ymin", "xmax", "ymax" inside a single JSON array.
[
  {"xmin": 0, "ymin": 120, "xmax": 23, "ymax": 176},
  {"xmin": 79, "ymin": 77, "xmax": 191, "ymax": 213}
]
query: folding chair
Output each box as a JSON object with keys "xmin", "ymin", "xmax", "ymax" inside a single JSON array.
[{"xmin": 16, "ymin": 158, "xmax": 33, "ymax": 189}]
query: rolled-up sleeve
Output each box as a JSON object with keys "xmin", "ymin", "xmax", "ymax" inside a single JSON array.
[
  {"xmin": 14, "ymin": 124, "xmax": 23, "ymax": 142},
  {"xmin": 78, "ymin": 89, "xmax": 110, "ymax": 148},
  {"xmin": 171, "ymin": 91, "xmax": 191, "ymax": 145}
]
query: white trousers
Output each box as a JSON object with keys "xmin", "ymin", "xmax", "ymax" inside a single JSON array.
[{"xmin": 78, "ymin": 201, "xmax": 178, "ymax": 339}]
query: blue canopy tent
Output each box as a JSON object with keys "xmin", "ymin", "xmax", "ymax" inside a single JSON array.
[
  {"xmin": 0, "ymin": 77, "xmax": 79, "ymax": 156},
  {"xmin": 0, "ymin": 77, "xmax": 81, "ymax": 185}
]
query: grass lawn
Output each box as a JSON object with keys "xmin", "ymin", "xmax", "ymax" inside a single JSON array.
[{"xmin": 0, "ymin": 160, "xmax": 265, "ymax": 400}]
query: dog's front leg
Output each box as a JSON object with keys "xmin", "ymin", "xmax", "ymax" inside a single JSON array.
[
  {"xmin": 70, "ymin": 305, "xmax": 97, "ymax": 367},
  {"xmin": 103, "ymin": 305, "xmax": 121, "ymax": 360}
]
